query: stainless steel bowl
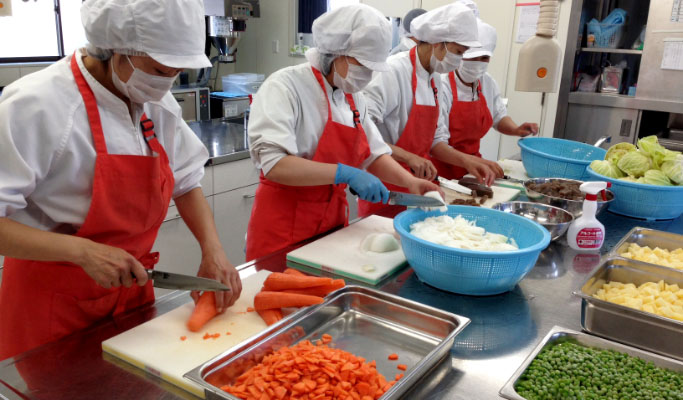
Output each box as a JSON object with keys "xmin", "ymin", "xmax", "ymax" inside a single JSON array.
[
  {"xmin": 492, "ymin": 201, "xmax": 574, "ymax": 241},
  {"xmin": 523, "ymin": 178, "xmax": 615, "ymax": 218}
]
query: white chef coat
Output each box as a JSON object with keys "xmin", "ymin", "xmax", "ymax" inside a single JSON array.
[
  {"xmin": 389, "ymin": 36, "xmax": 417, "ymax": 56},
  {"xmin": 248, "ymin": 62, "xmax": 391, "ymax": 175},
  {"xmin": 439, "ymin": 71, "xmax": 508, "ymax": 134},
  {"xmin": 0, "ymin": 50, "xmax": 208, "ymax": 232},
  {"xmin": 362, "ymin": 51, "xmax": 449, "ymax": 149}
]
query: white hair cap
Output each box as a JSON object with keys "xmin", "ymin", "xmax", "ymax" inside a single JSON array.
[
  {"xmin": 454, "ymin": 0, "xmax": 480, "ymax": 18},
  {"xmin": 305, "ymin": 4, "xmax": 392, "ymax": 72},
  {"xmin": 410, "ymin": 3, "xmax": 481, "ymax": 47},
  {"xmin": 464, "ymin": 19, "xmax": 497, "ymax": 59},
  {"xmin": 81, "ymin": 0, "xmax": 211, "ymax": 69}
]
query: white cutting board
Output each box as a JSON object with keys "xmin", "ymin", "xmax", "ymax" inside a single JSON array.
[
  {"xmin": 441, "ymin": 184, "xmax": 521, "ymax": 207},
  {"xmin": 286, "ymin": 215, "xmax": 406, "ymax": 285},
  {"xmin": 496, "ymin": 159, "xmax": 530, "ymax": 190},
  {"xmin": 102, "ymin": 270, "xmax": 272, "ymax": 398}
]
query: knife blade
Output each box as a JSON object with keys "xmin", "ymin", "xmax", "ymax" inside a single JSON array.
[
  {"xmin": 145, "ymin": 270, "xmax": 231, "ymax": 291},
  {"xmin": 388, "ymin": 191, "xmax": 445, "ymax": 207}
]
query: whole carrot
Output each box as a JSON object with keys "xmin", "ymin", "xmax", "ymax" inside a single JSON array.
[
  {"xmin": 187, "ymin": 292, "xmax": 218, "ymax": 332},
  {"xmin": 254, "ymin": 291, "xmax": 324, "ymax": 310},
  {"xmin": 263, "ymin": 272, "xmax": 333, "ymax": 291}
]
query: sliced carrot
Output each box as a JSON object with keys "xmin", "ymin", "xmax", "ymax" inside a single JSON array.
[
  {"xmin": 257, "ymin": 308, "xmax": 283, "ymax": 326},
  {"xmin": 321, "ymin": 334, "xmax": 333, "ymax": 344},
  {"xmin": 254, "ymin": 291, "xmax": 324, "ymax": 311},
  {"xmin": 284, "ymin": 268, "xmax": 307, "ymax": 276},
  {"xmin": 220, "ymin": 340, "xmax": 391, "ymax": 400},
  {"xmin": 180, "ymin": 336, "xmax": 187, "ymax": 341},
  {"xmin": 263, "ymin": 272, "xmax": 333, "ymax": 291},
  {"xmin": 246, "ymin": 307, "xmax": 255, "ymax": 312},
  {"xmin": 225, "ymin": 332, "xmax": 231, "ymax": 336},
  {"xmin": 187, "ymin": 292, "xmax": 218, "ymax": 332},
  {"xmin": 395, "ymin": 373, "xmax": 404, "ymax": 380},
  {"xmin": 397, "ymin": 364, "xmax": 407, "ymax": 371},
  {"xmin": 388, "ymin": 353, "xmax": 398, "ymax": 361}
]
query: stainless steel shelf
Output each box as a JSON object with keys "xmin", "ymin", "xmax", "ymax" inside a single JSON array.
[
  {"xmin": 568, "ymin": 92, "xmax": 683, "ymax": 114},
  {"xmin": 580, "ymin": 47, "xmax": 643, "ymax": 55}
]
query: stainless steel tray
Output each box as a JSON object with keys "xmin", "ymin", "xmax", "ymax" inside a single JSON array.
[
  {"xmin": 499, "ymin": 325, "xmax": 683, "ymax": 400},
  {"xmin": 574, "ymin": 257, "xmax": 683, "ymax": 360},
  {"xmin": 610, "ymin": 227, "xmax": 683, "ymax": 267},
  {"xmin": 184, "ymin": 286, "xmax": 470, "ymax": 400}
]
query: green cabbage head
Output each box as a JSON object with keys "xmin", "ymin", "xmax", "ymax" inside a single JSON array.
[
  {"xmin": 641, "ymin": 169, "xmax": 673, "ymax": 186},
  {"xmin": 617, "ymin": 151, "xmax": 652, "ymax": 177},
  {"xmin": 605, "ymin": 142, "xmax": 636, "ymax": 165},
  {"xmin": 590, "ymin": 160, "xmax": 625, "ymax": 178},
  {"xmin": 661, "ymin": 154, "xmax": 683, "ymax": 185},
  {"xmin": 619, "ymin": 176, "xmax": 639, "ymax": 183},
  {"xmin": 637, "ymin": 136, "xmax": 681, "ymax": 168}
]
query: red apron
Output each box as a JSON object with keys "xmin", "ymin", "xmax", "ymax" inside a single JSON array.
[
  {"xmin": 0, "ymin": 54, "xmax": 174, "ymax": 360},
  {"xmin": 432, "ymin": 71, "xmax": 493, "ymax": 180},
  {"xmin": 245, "ymin": 66, "xmax": 371, "ymax": 261},
  {"xmin": 358, "ymin": 47, "xmax": 439, "ymax": 217}
]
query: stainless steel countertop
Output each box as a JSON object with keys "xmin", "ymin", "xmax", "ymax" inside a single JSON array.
[
  {"xmin": 0, "ymin": 210, "xmax": 681, "ymax": 400},
  {"xmin": 188, "ymin": 119, "xmax": 250, "ymax": 166}
]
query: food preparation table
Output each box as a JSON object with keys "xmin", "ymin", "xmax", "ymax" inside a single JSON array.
[{"xmin": 0, "ymin": 211, "xmax": 681, "ymax": 400}]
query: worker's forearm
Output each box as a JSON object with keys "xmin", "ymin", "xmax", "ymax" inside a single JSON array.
[
  {"xmin": 265, "ymin": 156, "xmax": 337, "ymax": 186},
  {"xmin": 430, "ymin": 142, "xmax": 466, "ymax": 166},
  {"xmin": 174, "ymin": 187, "xmax": 223, "ymax": 254},
  {"xmin": 387, "ymin": 144, "xmax": 416, "ymax": 164},
  {"xmin": 367, "ymin": 154, "xmax": 415, "ymax": 188},
  {"xmin": 0, "ymin": 217, "xmax": 85, "ymax": 263},
  {"xmin": 496, "ymin": 116, "xmax": 518, "ymax": 136}
]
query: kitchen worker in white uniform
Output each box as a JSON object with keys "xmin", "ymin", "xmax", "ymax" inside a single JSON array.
[
  {"xmin": 359, "ymin": 3, "xmax": 503, "ymax": 217},
  {"xmin": 389, "ymin": 8, "xmax": 426, "ymax": 56},
  {"xmin": 246, "ymin": 4, "xmax": 439, "ymax": 261},
  {"xmin": 0, "ymin": 0, "xmax": 241, "ymax": 360},
  {"xmin": 433, "ymin": 18, "xmax": 539, "ymax": 180}
]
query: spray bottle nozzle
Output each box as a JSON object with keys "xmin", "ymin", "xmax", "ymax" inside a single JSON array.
[{"xmin": 580, "ymin": 181, "xmax": 609, "ymax": 201}]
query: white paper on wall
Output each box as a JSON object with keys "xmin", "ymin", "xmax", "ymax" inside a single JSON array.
[
  {"xmin": 516, "ymin": 4, "xmax": 540, "ymax": 44},
  {"xmin": 661, "ymin": 38, "xmax": 683, "ymax": 71}
]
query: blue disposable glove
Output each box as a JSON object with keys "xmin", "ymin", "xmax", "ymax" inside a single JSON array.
[{"xmin": 334, "ymin": 163, "xmax": 389, "ymax": 204}]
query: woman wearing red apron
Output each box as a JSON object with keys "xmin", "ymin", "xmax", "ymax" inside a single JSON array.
[
  {"xmin": 360, "ymin": 3, "xmax": 498, "ymax": 217},
  {"xmin": 0, "ymin": 0, "xmax": 240, "ymax": 361},
  {"xmin": 245, "ymin": 5, "xmax": 438, "ymax": 261},
  {"xmin": 434, "ymin": 19, "xmax": 538, "ymax": 180}
]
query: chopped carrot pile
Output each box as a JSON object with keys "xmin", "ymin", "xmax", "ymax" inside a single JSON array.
[
  {"xmin": 180, "ymin": 336, "xmax": 187, "ymax": 341},
  {"xmin": 397, "ymin": 364, "xmax": 407, "ymax": 371},
  {"xmin": 387, "ymin": 354, "xmax": 398, "ymax": 361},
  {"xmin": 221, "ymin": 337, "xmax": 397, "ymax": 400}
]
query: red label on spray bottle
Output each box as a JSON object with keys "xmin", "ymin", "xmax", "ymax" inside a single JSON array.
[{"xmin": 576, "ymin": 228, "xmax": 604, "ymax": 249}]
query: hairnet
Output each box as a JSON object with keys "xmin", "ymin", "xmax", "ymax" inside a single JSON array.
[
  {"xmin": 464, "ymin": 19, "xmax": 497, "ymax": 59},
  {"xmin": 81, "ymin": 0, "xmax": 211, "ymax": 69},
  {"xmin": 307, "ymin": 4, "xmax": 391, "ymax": 72},
  {"xmin": 402, "ymin": 8, "xmax": 426, "ymax": 37},
  {"xmin": 410, "ymin": 3, "xmax": 481, "ymax": 47}
]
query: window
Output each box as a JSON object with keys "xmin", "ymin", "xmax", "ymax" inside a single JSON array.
[
  {"xmin": 292, "ymin": 0, "xmax": 360, "ymax": 55},
  {"xmin": 0, "ymin": 0, "xmax": 86, "ymax": 63}
]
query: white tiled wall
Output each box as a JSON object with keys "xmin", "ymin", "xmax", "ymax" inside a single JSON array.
[{"xmin": 0, "ymin": 64, "xmax": 50, "ymax": 87}]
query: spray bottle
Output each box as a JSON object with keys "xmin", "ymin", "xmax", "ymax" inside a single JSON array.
[{"xmin": 567, "ymin": 182, "xmax": 610, "ymax": 251}]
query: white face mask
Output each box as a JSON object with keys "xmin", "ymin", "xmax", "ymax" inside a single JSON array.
[
  {"xmin": 459, "ymin": 60, "xmax": 489, "ymax": 83},
  {"xmin": 429, "ymin": 45, "xmax": 463, "ymax": 74},
  {"xmin": 112, "ymin": 55, "xmax": 177, "ymax": 104},
  {"xmin": 333, "ymin": 57, "xmax": 374, "ymax": 93}
]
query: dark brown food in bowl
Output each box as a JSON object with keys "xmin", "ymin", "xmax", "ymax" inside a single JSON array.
[{"xmin": 527, "ymin": 180, "xmax": 584, "ymax": 201}]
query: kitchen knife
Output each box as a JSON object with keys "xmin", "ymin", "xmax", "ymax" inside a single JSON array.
[
  {"xmin": 388, "ymin": 191, "xmax": 445, "ymax": 207},
  {"xmin": 437, "ymin": 176, "xmax": 473, "ymax": 195},
  {"xmin": 144, "ymin": 270, "xmax": 230, "ymax": 291}
]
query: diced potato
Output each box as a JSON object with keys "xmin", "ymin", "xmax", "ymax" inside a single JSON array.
[{"xmin": 594, "ymin": 278, "xmax": 683, "ymax": 323}]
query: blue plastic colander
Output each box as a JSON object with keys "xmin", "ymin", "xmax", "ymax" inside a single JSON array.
[
  {"xmin": 519, "ymin": 137, "xmax": 607, "ymax": 181},
  {"xmin": 394, "ymin": 206, "xmax": 551, "ymax": 296},
  {"xmin": 587, "ymin": 167, "xmax": 683, "ymax": 220}
]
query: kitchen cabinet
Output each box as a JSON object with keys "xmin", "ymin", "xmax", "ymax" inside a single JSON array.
[
  {"xmin": 213, "ymin": 158, "xmax": 260, "ymax": 194},
  {"xmin": 151, "ymin": 200, "xmax": 214, "ymax": 297},
  {"xmin": 214, "ymin": 184, "xmax": 258, "ymax": 265},
  {"xmin": 565, "ymin": 103, "xmax": 638, "ymax": 145}
]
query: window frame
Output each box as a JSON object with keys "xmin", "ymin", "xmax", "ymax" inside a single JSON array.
[{"xmin": 0, "ymin": 0, "xmax": 68, "ymax": 64}]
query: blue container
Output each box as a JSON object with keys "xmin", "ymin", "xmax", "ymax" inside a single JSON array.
[
  {"xmin": 586, "ymin": 167, "xmax": 683, "ymax": 220},
  {"xmin": 394, "ymin": 206, "xmax": 551, "ymax": 296},
  {"xmin": 519, "ymin": 137, "xmax": 606, "ymax": 181}
]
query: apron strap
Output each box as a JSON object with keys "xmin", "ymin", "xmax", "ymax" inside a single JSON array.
[
  {"xmin": 311, "ymin": 66, "xmax": 334, "ymax": 124},
  {"xmin": 409, "ymin": 47, "xmax": 439, "ymax": 108},
  {"xmin": 343, "ymin": 93, "xmax": 361, "ymax": 128},
  {"xmin": 139, "ymin": 113, "xmax": 165, "ymax": 155},
  {"xmin": 70, "ymin": 52, "xmax": 108, "ymax": 155}
]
